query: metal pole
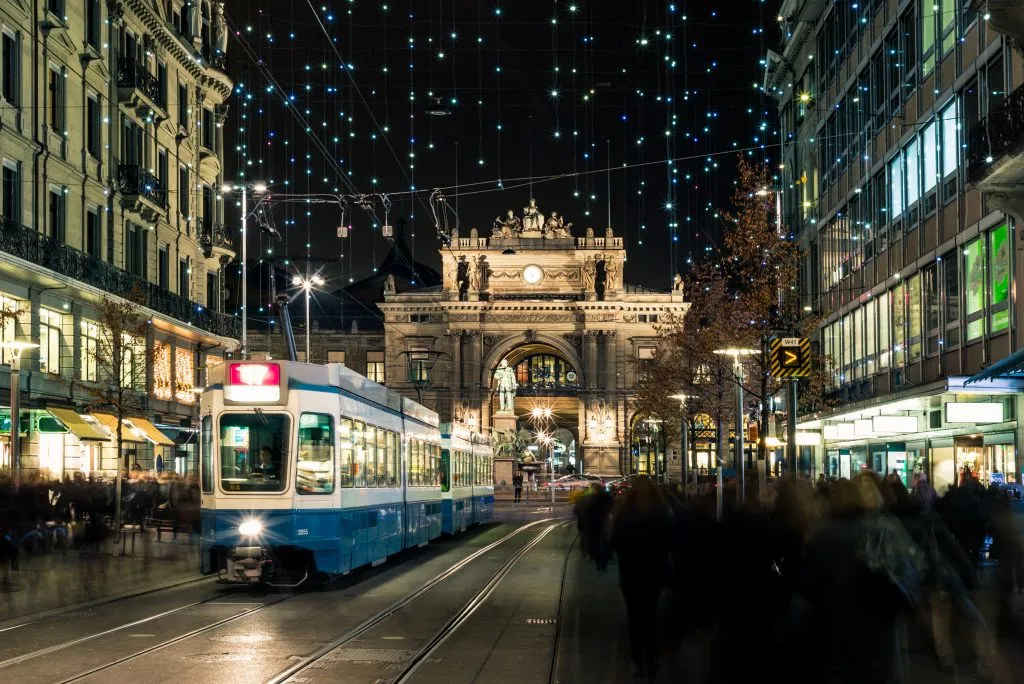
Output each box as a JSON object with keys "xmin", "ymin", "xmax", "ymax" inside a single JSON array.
[
  {"xmin": 787, "ymin": 378, "xmax": 799, "ymax": 476},
  {"xmin": 304, "ymin": 284, "xmax": 311, "ymax": 361},
  {"xmin": 735, "ymin": 359, "xmax": 744, "ymax": 504},
  {"xmin": 10, "ymin": 355, "xmax": 21, "ymax": 487},
  {"xmin": 606, "ymin": 139, "xmax": 612, "ymax": 231},
  {"xmin": 240, "ymin": 185, "xmax": 248, "ymax": 359},
  {"xmin": 680, "ymin": 412, "xmax": 689, "ymax": 500}
]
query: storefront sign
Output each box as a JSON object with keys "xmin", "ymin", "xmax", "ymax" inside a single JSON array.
[
  {"xmin": 872, "ymin": 415, "xmax": 919, "ymax": 434},
  {"xmin": 945, "ymin": 402, "xmax": 1004, "ymax": 424}
]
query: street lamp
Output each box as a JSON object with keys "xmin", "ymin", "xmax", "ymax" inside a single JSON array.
[
  {"xmin": 221, "ymin": 181, "xmax": 268, "ymax": 359},
  {"xmin": 292, "ymin": 274, "xmax": 325, "ymax": 361},
  {"xmin": 2, "ymin": 341, "xmax": 39, "ymax": 486},
  {"xmin": 714, "ymin": 348, "xmax": 758, "ymax": 506},
  {"xmin": 670, "ymin": 393, "xmax": 693, "ymax": 496}
]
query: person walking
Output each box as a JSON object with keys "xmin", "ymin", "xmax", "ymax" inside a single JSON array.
[{"xmin": 512, "ymin": 470, "xmax": 523, "ymax": 503}]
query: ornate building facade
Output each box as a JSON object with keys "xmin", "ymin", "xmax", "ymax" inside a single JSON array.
[
  {"xmin": 377, "ymin": 200, "xmax": 688, "ymax": 478},
  {"xmin": 0, "ymin": 0, "xmax": 237, "ymax": 478}
]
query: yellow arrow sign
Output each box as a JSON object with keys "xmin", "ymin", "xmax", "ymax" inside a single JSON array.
[{"xmin": 783, "ymin": 350, "xmax": 800, "ymax": 366}]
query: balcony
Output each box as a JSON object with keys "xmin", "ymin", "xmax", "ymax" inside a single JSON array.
[
  {"xmin": 0, "ymin": 214, "xmax": 240, "ymax": 339},
  {"xmin": 200, "ymin": 221, "xmax": 236, "ymax": 259},
  {"xmin": 967, "ymin": 82, "xmax": 1024, "ymax": 212},
  {"xmin": 117, "ymin": 165, "xmax": 167, "ymax": 222},
  {"xmin": 116, "ymin": 58, "xmax": 165, "ymax": 118}
]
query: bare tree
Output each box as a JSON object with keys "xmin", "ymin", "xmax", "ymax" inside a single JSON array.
[{"xmin": 74, "ymin": 291, "xmax": 154, "ymax": 530}]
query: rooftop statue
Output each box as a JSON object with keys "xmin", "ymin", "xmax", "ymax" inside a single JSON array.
[
  {"xmin": 522, "ymin": 198, "xmax": 545, "ymax": 233},
  {"xmin": 544, "ymin": 211, "xmax": 573, "ymax": 238},
  {"xmin": 493, "ymin": 209, "xmax": 522, "ymax": 238}
]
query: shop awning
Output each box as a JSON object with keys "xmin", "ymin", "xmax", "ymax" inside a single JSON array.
[
  {"xmin": 48, "ymin": 408, "xmax": 110, "ymax": 441},
  {"xmin": 90, "ymin": 413, "xmax": 146, "ymax": 443},
  {"xmin": 965, "ymin": 346, "xmax": 1024, "ymax": 384},
  {"xmin": 124, "ymin": 417, "xmax": 175, "ymax": 447}
]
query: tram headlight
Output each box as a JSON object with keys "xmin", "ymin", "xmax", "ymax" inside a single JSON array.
[{"xmin": 238, "ymin": 519, "xmax": 263, "ymax": 537}]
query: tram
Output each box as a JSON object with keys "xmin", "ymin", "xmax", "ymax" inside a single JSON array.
[
  {"xmin": 440, "ymin": 424, "xmax": 494, "ymax": 534},
  {"xmin": 198, "ymin": 360, "xmax": 443, "ymax": 585}
]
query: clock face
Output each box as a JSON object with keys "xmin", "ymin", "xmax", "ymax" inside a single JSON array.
[{"xmin": 523, "ymin": 265, "xmax": 543, "ymax": 284}]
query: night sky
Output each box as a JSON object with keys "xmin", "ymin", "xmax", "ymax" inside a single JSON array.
[{"xmin": 222, "ymin": 0, "xmax": 779, "ymax": 314}]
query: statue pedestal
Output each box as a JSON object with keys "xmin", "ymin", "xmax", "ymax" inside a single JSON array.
[
  {"xmin": 491, "ymin": 411, "xmax": 517, "ymax": 433},
  {"xmin": 520, "ymin": 230, "xmax": 544, "ymax": 238}
]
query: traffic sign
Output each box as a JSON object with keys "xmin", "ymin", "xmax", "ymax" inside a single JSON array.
[{"xmin": 769, "ymin": 336, "xmax": 811, "ymax": 378}]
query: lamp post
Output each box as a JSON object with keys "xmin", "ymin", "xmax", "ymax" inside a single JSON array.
[
  {"xmin": 670, "ymin": 394, "xmax": 693, "ymax": 498},
  {"xmin": 292, "ymin": 274, "xmax": 325, "ymax": 361},
  {"xmin": 221, "ymin": 182, "xmax": 268, "ymax": 359},
  {"xmin": 2, "ymin": 341, "xmax": 39, "ymax": 486},
  {"xmin": 714, "ymin": 348, "xmax": 758, "ymax": 506}
]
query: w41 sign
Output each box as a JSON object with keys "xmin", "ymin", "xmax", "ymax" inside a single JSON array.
[{"xmin": 769, "ymin": 336, "xmax": 811, "ymax": 379}]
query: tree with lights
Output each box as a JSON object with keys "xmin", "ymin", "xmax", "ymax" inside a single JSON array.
[
  {"xmin": 73, "ymin": 291, "xmax": 154, "ymax": 531},
  {"xmin": 633, "ymin": 158, "xmax": 836, "ymax": 485}
]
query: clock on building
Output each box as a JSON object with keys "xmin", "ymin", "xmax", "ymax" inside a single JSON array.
[{"xmin": 523, "ymin": 265, "xmax": 543, "ymax": 284}]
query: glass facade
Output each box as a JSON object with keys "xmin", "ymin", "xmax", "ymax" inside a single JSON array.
[{"xmin": 513, "ymin": 353, "xmax": 578, "ymax": 392}]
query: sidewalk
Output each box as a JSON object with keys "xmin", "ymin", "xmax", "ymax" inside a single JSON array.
[{"xmin": 0, "ymin": 529, "xmax": 203, "ymax": 623}]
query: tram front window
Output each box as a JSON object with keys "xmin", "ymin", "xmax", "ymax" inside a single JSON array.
[{"xmin": 220, "ymin": 413, "xmax": 290, "ymax": 492}]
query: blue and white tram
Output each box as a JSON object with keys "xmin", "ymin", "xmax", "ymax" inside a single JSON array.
[
  {"xmin": 440, "ymin": 424, "xmax": 494, "ymax": 534},
  {"xmin": 198, "ymin": 360, "xmax": 443, "ymax": 584},
  {"xmin": 470, "ymin": 430, "xmax": 494, "ymax": 526}
]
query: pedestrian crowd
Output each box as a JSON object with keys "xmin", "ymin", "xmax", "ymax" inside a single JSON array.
[
  {"xmin": 574, "ymin": 472, "xmax": 1024, "ymax": 683},
  {"xmin": 0, "ymin": 471, "xmax": 200, "ymax": 587}
]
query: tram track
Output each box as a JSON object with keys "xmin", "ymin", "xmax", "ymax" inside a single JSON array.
[
  {"xmin": 0, "ymin": 519, "xmax": 554, "ymax": 683},
  {"xmin": 268, "ymin": 520, "xmax": 568, "ymax": 684}
]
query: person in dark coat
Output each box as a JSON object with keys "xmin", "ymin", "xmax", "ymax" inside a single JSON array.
[
  {"xmin": 512, "ymin": 471, "xmax": 523, "ymax": 503},
  {"xmin": 609, "ymin": 477, "xmax": 673, "ymax": 679}
]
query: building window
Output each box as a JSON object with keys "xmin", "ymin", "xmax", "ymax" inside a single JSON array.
[
  {"xmin": 178, "ymin": 165, "xmax": 189, "ymax": 216},
  {"xmin": 47, "ymin": 186, "xmax": 65, "ymax": 242},
  {"xmin": 157, "ymin": 61, "xmax": 168, "ymax": 109},
  {"xmin": 39, "ymin": 307, "xmax": 63, "ymax": 375},
  {"xmin": 46, "ymin": 0, "xmax": 64, "ymax": 17},
  {"xmin": 153, "ymin": 343, "xmax": 172, "ymax": 400},
  {"xmin": 158, "ymin": 245, "xmax": 169, "ymax": 289},
  {"xmin": 878, "ymin": 289, "xmax": 891, "ymax": 369},
  {"xmin": 87, "ymin": 93, "xmax": 101, "ymax": 158},
  {"xmin": 202, "ymin": 108, "xmax": 215, "ymax": 150},
  {"xmin": 2, "ymin": 160, "xmax": 21, "ymax": 221},
  {"xmin": 513, "ymin": 353, "xmax": 578, "ymax": 391},
  {"xmin": 989, "ymin": 223, "xmax": 1010, "ymax": 334},
  {"xmin": 85, "ymin": 207, "xmax": 101, "ymax": 258},
  {"xmin": 125, "ymin": 222, "xmax": 147, "ymax": 278},
  {"xmin": 121, "ymin": 334, "xmax": 146, "ymax": 391},
  {"xmin": 175, "ymin": 346, "xmax": 195, "ymax": 402},
  {"xmin": 888, "ymin": 155, "xmax": 903, "ymax": 221},
  {"xmin": 327, "ymin": 350, "xmax": 346, "ymax": 364},
  {"xmin": 924, "ymin": 264, "xmax": 941, "ymax": 356},
  {"xmin": 80, "ymin": 320, "xmax": 98, "ymax": 381},
  {"xmin": 158, "ymin": 147, "xmax": 169, "ymax": 191},
  {"xmin": 908, "ymin": 273, "xmax": 922, "ymax": 363},
  {"xmin": 366, "ymin": 351, "xmax": 385, "ymax": 383},
  {"xmin": 48, "ymin": 65, "xmax": 64, "ymax": 131},
  {"xmin": 943, "ymin": 250, "xmax": 960, "ymax": 349},
  {"xmin": 85, "ymin": 0, "xmax": 101, "ymax": 49},
  {"xmin": 940, "ymin": 100, "xmax": 958, "ymax": 200},
  {"xmin": 2, "ymin": 30, "xmax": 18, "ymax": 106},
  {"xmin": 122, "ymin": 115, "xmax": 142, "ymax": 166},
  {"xmin": 177, "ymin": 81, "xmax": 188, "ymax": 129},
  {"xmin": 0, "ymin": 294, "xmax": 22, "ymax": 365},
  {"xmin": 179, "ymin": 257, "xmax": 190, "ymax": 297},
  {"xmin": 964, "ymin": 236, "xmax": 985, "ymax": 341},
  {"xmin": 206, "ymin": 271, "xmax": 219, "ymax": 310}
]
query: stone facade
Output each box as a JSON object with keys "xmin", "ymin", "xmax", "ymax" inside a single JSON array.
[{"xmin": 0, "ymin": 0, "xmax": 236, "ymax": 477}]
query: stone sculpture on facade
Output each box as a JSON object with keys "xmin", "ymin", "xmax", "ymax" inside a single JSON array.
[
  {"xmin": 604, "ymin": 256, "xmax": 619, "ymax": 291},
  {"xmin": 493, "ymin": 210, "xmax": 522, "ymax": 238},
  {"xmin": 673, "ymin": 273, "xmax": 684, "ymax": 292},
  {"xmin": 582, "ymin": 255, "xmax": 597, "ymax": 292},
  {"xmin": 544, "ymin": 212, "xmax": 573, "ymax": 238},
  {"xmin": 522, "ymin": 198, "xmax": 545, "ymax": 233},
  {"xmin": 475, "ymin": 255, "xmax": 491, "ymax": 291},
  {"xmin": 605, "ymin": 226, "xmax": 614, "ymax": 238},
  {"xmin": 214, "ymin": 2, "xmax": 229, "ymax": 55},
  {"xmin": 383, "ymin": 273, "xmax": 396, "ymax": 295},
  {"xmin": 493, "ymin": 359, "xmax": 518, "ymax": 413},
  {"xmin": 188, "ymin": 0, "xmax": 202, "ymax": 40}
]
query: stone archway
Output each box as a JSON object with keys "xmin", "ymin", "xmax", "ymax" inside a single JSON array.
[{"xmin": 480, "ymin": 333, "xmax": 585, "ymax": 389}]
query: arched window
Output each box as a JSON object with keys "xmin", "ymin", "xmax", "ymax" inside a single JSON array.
[
  {"xmin": 630, "ymin": 415, "xmax": 665, "ymax": 478},
  {"xmin": 513, "ymin": 353, "xmax": 578, "ymax": 392}
]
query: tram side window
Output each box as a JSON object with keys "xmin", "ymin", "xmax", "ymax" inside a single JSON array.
[
  {"xmin": 339, "ymin": 418, "xmax": 353, "ymax": 487},
  {"xmin": 375, "ymin": 428, "xmax": 387, "ymax": 487},
  {"xmin": 410, "ymin": 439, "xmax": 422, "ymax": 486},
  {"xmin": 201, "ymin": 415, "xmax": 213, "ymax": 493},
  {"xmin": 364, "ymin": 425, "xmax": 377, "ymax": 488},
  {"xmin": 353, "ymin": 421, "xmax": 367, "ymax": 487},
  {"xmin": 387, "ymin": 431, "xmax": 399, "ymax": 487},
  {"xmin": 430, "ymin": 444, "xmax": 441, "ymax": 486},
  {"xmin": 219, "ymin": 413, "xmax": 290, "ymax": 492},
  {"xmin": 296, "ymin": 413, "xmax": 334, "ymax": 494}
]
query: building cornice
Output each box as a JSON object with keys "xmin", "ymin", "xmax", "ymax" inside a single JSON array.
[{"xmin": 124, "ymin": 0, "xmax": 233, "ymax": 102}]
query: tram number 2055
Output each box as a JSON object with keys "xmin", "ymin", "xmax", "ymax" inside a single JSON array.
[{"xmin": 296, "ymin": 528, "xmax": 309, "ymax": 536}]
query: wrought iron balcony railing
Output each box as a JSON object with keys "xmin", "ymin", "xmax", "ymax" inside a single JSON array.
[
  {"xmin": 200, "ymin": 221, "xmax": 235, "ymax": 257},
  {"xmin": 117, "ymin": 164, "xmax": 167, "ymax": 208},
  {"xmin": 117, "ymin": 58, "xmax": 161, "ymax": 105},
  {"xmin": 968, "ymin": 81, "xmax": 1024, "ymax": 184},
  {"xmin": 0, "ymin": 214, "xmax": 240, "ymax": 339}
]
